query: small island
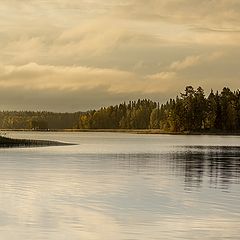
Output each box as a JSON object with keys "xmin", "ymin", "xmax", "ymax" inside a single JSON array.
[{"xmin": 0, "ymin": 135, "xmax": 72, "ymax": 148}]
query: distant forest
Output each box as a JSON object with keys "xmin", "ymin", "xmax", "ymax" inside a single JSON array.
[
  {"xmin": 0, "ymin": 112, "xmax": 81, "ymax": 130},
  {"xmin": 1, "ymin": 86, "xmax": 240, "ymax": 132}
]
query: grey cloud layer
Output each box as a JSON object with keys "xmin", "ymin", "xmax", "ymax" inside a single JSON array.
[
  {"xmin": 119, "ymin": 0, "xmax": 240, "ymax": 25},
  {"xmin": 0, "ymin": 0, "xmax": 239, "ymax": 110}
]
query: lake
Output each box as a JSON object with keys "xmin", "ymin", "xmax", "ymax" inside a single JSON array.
[{"xmin": 0, "ymin": 132, "xmax": 240, "ymax": 239}]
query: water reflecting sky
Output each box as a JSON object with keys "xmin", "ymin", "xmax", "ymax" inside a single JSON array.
[{"xmin": 0, "ymin": 132, "xmax": 240, "ymax": 239}]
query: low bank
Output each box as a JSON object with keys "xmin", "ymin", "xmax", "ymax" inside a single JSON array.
[
  {"xmin": 0, "ymin": 136, "xmax": 73, "ymax": 148},
  {"xmin": 69, "ymin": 129, "xmax": 240, "ymax": 135},
  {"xmin": 2, "ymin": 129, "xmax": 240, "ymax": 135}
]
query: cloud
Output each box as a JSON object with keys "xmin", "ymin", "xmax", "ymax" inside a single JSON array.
[
  {"xmin": 0, "ymin": 1, "xmax": 240, "ymax": 110},
  {"xmin": 0, "ymin": 63, "xmax": 179, "ymax": 96},
  {"xmin": 0, "ymin": 63, "xmax": 181, "ymax": 111},
  {"xmin": 0, "ymin": 46, "xmax": 238, "ymax": 111},
  {"xmin": 117, "ymin": 0, "xmax": 240, "ymax": 26},
  {"xmin": 170, "ymin": 52, "xmax": 224, "ymax": 71},
  {"xmin": 54, "ymin": 19, "xmax": 134, "ymax": 57},
  {"xmin": 170, "ymin": 56, "xmax": 201, "ymax": 71},
  {"xmin": 112, "ymin": 0, "xmax": 240, "ymax": 46},
  {"xmin": 0, "ymin": 15, "xmax": 163, "ymax": 67},
  {"xmin": 0, "ymin": 63, "xmax": 135, "ymax": 90}
]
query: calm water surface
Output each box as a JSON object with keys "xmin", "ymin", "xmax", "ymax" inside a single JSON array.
[{"xmin": 0, "ymin": 132, "xmax": 240, "ymax": 239}]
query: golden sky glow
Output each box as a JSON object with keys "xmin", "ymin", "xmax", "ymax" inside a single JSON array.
[{"xmin": 0, "ymin": 0, "xmax": 240, "ymax": 111}]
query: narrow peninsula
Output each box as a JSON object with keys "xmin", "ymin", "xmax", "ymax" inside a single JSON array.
[{"xmin": 0, "ymin": 136, "xmax": 72, "ymax": 148}]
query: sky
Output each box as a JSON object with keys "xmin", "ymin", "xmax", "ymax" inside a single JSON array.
[{"xmin": 0, "ymin": 0, "xmax": 240, "ymax": 111}]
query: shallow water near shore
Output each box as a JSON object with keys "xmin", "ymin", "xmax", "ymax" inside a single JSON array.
[{"xmin": 0, "ymin": 132, "xmax": 240, "ymax": 239}]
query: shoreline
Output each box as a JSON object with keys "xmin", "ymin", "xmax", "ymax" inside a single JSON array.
[
  {"xmin": 0, "ymin": 136, "xmax": 74, "ymax": 148},
  {"xmin": 1, "ymin": 129, "xmax": 240, "ymax": 136}
]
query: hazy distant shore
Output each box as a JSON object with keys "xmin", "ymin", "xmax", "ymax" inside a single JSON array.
[
  {"xmin": 0, "ymin": 136, "xmax": 73, "ymax": 148},
  {"xmin": 2, "ymin": 129, "xmax": 240, "ymax": 136}
]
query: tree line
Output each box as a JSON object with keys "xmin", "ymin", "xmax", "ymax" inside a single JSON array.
[
  {"xmin": 0, "ymin": 86, "xmax": 240, "ymax": 132},
  {"xmin": 79, "ymin": 86, "xmax": 240, "ymax": 132},
  {"xmin": 0, "ymin": 111, "xmax": 81, "ymax": 130}
]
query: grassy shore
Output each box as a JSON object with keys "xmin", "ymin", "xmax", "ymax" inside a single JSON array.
[
  {"xmin": 2, "ymin": 129, "xmax": 240, "ymax": 135},
  {"xmin": 63, "ymin": 129, "xmax": 240, "ymax": 135},
  {"xmin": 0, "ymin": 136, "xmax": 72, "ymax": 148}
]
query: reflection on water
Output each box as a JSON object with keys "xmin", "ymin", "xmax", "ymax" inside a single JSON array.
[
  {"xmin": 169, "ymin": 146, "xmax": 240, "ymax": 190},
  {"xmin": 0, "ymin": 132, "xmax": 240, "ymax": 240},
  {"xmin": 94, "ymin": 145, "xmax": 240, "ymax": 190}
]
